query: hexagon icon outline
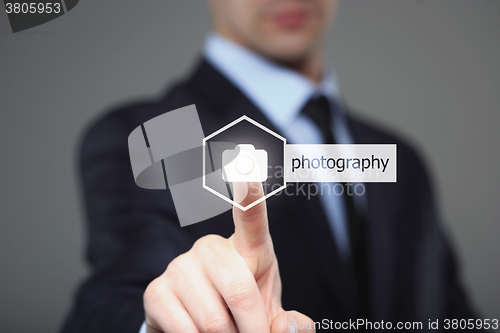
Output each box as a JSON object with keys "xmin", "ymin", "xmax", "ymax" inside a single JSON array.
[{"xmin": 202, "ymin": 115, "xmax": 287, "ymax": 211}]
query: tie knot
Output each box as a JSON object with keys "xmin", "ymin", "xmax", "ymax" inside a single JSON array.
[
  {"xmin": 301, "ymin": 95, "xmax": 332, "ymax": 127},
  {"xmin": 300, "ymin": 95, "xmax": 335, "ymax": 144}
]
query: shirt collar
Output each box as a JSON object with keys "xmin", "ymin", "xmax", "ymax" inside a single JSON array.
[{"xmin": 203, "ymin": 33, "xmax": 342, "ymax": 132}]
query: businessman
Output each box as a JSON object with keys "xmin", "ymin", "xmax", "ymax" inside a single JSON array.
[{"xmin": 63, "ymin": 0, "xmax": 480, "ymax": 332}]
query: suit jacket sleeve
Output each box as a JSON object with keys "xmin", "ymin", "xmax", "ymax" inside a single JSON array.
[
  {"xmin": 61, "ymin": 107, "xmax": 193, "ymax": 333},
  {"xmin": 398, "ymin": 135, "xmax": 482, "ymax": 327}
]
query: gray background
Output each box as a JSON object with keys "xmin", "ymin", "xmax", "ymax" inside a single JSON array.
[{"xmin": 1, "ymin": 1, "xmax": 499, "ymax": 332}]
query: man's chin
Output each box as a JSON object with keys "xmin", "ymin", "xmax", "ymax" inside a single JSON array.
[{"xmin": 256, "ymin": 39, "xmax": 316, "ymax": 64}]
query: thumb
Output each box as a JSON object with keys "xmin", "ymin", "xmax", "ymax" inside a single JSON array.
[
  {"xmin": 231, "ymin": 181, "xmax": 270, "ymax": 256},
  {"xmin": 271, "ymin": 311, "xmax": 316, "ymax": 333}
]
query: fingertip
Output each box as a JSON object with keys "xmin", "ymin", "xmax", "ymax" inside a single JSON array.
[
  {"xmin": 231, "ymin": 181, "xmax": 270, "ymax": 256},
  {"xmin": 232, "ymin": 181, "xmax": 267, "ymax": 225},
  {"xmin": 232, "ymin": 181, "xmax": 264, "ymax": 207},
  {"xmin": 232, "ymin": 181, "xmax": 250, "ymax": 206}
]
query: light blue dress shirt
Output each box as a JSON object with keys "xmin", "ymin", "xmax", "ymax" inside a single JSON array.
[
  {"xmin": 140, "ymin": 33, "xmax": 356, "ymax": 333},
  {"xmin": 204, "ymin": 33, "xmax": 353, "ymax": 259}
]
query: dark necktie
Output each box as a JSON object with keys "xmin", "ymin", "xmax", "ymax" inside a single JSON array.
[{"xmin": 301, "ymin": 96, "xmax": 370, "ymax": 320}]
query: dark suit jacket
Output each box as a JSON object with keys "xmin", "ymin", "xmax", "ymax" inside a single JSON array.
[{"xmin": 62, "ymin": 59, "xmax": 479, "ymax": 332}]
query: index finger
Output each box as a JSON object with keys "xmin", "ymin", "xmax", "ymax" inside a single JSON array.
[{"xmin": 232, "ymin": 181, "xmax": 270, "ymax": 256}]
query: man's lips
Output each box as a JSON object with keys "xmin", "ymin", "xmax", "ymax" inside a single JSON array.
[{"xmin": 272, "ymin": 9, "xmax": 309, "ymax": 29}]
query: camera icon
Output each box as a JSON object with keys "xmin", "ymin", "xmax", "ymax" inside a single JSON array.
[{"xmin": 222, "ymin": 144, "xmax": 268, "ymax": 182}]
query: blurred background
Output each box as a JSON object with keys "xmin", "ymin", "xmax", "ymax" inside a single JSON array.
[{"xmin": 1, "ymin": 1, "xmax": 499, "ymax": 332}]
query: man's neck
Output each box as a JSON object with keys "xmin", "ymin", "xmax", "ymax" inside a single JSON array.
[
  {"xmin": 217, "ymin": 31, "xmax": 324, "ymax": 83},
  {"xmin": 280, "ymin": 48, "xmax": 324, "ymax": 83}
]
